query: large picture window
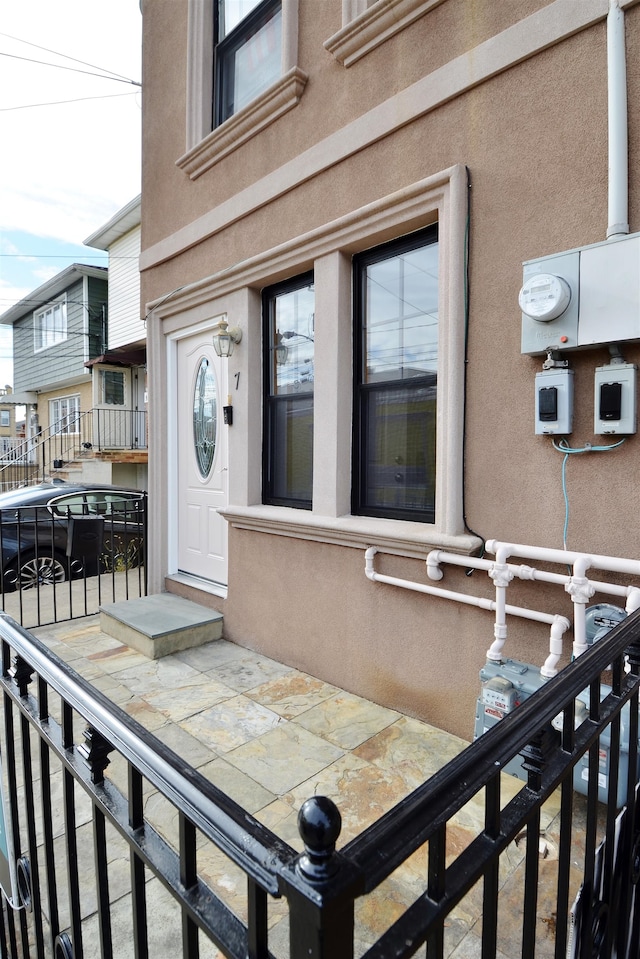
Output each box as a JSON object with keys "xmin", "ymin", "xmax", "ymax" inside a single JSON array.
[
  {"xmin": 34, "ymin": 299, "xmax": 67, "ymax": 352},
  {"xmin": 214, "ymin": 0, "xmax": 282, "ymax": 125},
  {"xmin": 263, "ymin": 273, "xmax": 314, "ymax": 508},
  {"xmin": 353, "ymin": 226, "xmax": 439, "ymax": 522}
]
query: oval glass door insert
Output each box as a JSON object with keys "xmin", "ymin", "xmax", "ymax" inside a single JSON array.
[{"xmin": 193, "ymin": 357, "xmax": 217, "ymax": 478}]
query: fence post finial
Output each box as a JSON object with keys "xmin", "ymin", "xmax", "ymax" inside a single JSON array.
[{"xmin": 297, "ymin": 795, "xmax": 342, "ymax": 882}]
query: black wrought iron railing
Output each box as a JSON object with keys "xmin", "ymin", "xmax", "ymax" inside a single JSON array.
[
  {"xmin": 0, "ymin": 495, "xmax": 147, "ymax": 629},
  {"xmin": 0, "ymin": 604, "xmax": 639, "ymax": 957},
  {"xmin": 0, "ymin": 408, "xmax": 147, "ymax": 490}
]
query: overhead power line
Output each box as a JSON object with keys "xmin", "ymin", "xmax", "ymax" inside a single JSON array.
[
  {"xmin": 0, "ymin": 52, "xmax": 141, "ymax": 87},
  {"xmin": 0, "ymin": 91, "xmax": 140, "ymax": 112},
  {"xmin": 0, "ymin": 31, "xmax": 141, "ymax": 85}
]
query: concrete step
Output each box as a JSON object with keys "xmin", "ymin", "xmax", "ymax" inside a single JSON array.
[{"xmin": 100, "ymin": 593, "xmax": 223, "ymax": 659}]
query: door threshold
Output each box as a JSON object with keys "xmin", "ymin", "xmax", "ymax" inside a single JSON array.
[{"xmin": 168, "ymin": 572, "xmax": 228, "ymax": 600}]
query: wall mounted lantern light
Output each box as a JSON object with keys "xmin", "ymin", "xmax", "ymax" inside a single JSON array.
[
  {"xmin": 274, "ymin": 333, "xmax": 288, "ymax": 366},
  {"xmin": 213, "ymin": 319, "xmax": 243, "ymax": 358}
]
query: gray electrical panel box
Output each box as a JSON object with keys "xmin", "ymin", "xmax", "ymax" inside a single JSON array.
[{"xmin": 520, "ymin": 232, "xmax": 640, "ymax": 355}]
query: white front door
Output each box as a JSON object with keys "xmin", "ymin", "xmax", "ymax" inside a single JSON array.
[{"xmin": 176, "ymin": 331, "xmax": 228, "ymax": 586}]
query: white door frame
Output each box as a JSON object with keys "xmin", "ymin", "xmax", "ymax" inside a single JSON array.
[{"xmin": 166, "ymin": 314, "xmax": 228, "ymax": 597}]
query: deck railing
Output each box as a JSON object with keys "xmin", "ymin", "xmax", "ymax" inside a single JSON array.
[
  {"xmin": 0, "ymin": 408, "xmax": 147, "ymax": 490},
  {"xmin": 0, "ymin": 603, "xmax": 639, "ymax": 956}
]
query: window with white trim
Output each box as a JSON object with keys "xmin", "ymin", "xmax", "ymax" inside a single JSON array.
[
  {"xmin": 34, "ymin": 299, "xmax": 67, "ymax": 352},
  {"xmin": 215, "ymin": 0, "xmax": 282, "ymax": 125},
  {"xmin": 0, "ymin": 412, "xmax": 10, "ymax": 428},
  {"xmin": 180, "ymin": 0, "xmax": 304, "ymax": 177},
  {"xmin": 352, "ymin": 226, "xmax": 439, "ymax": 522},
  {"xmin": 50, "ymin": 396, "xmax": 80, "ymax": 435},
  {"xmin": 100, "ymin": 369, "xmax": 126, "ymax": 406}
]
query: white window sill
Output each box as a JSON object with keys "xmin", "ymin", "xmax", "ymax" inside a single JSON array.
[
  {"xmin": 324, "ymin": 0, "xmax": 446, "ymax": 68},
  {"xmin": 177, "ymin": 67, "xmax": 308, "ymax": 180},
  {"xmin": 221, "ymin": 504, "xmax": 481, "ymax": 558}
]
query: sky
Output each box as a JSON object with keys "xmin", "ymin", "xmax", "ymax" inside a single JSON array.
[{"xmin": 0, "ymin": 0, "xmax": 142, "ymax": 389}]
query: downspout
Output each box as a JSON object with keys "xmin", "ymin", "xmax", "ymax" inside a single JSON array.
[{"xmin": 607, "ymin": 0, "xmax": 629, "ymax": 238}]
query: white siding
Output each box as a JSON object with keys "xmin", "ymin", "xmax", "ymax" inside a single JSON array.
[{"xmin": 108, "ymin": 226, "xmax": 143, "ymax": 350}]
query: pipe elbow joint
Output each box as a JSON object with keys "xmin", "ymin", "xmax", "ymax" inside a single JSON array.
[{"xmin": 426, "ymin": 551, "xmax": 444, "ymax": 581}]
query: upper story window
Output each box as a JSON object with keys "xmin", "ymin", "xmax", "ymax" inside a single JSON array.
[
  {"xmin": 215, "ymin": 0, "xmax": 282, "ymax": 125},
  {"xmin": 0, "ymin": 411, "xmax": 10, "ymax": 428},
  {"xmin": 179, "ymin": 0, "xmax": 305, "ymax": 178},
  {"xmin": 263, "ymin": 273, "xmax": 314, "ymax": 508},
  {"xmin": 34, "ymin": 298, "xmax": 67, "ymax": 352},
  {"xmin": 353, "ymin": 227, "xmax": 439, "ymax": 523}
]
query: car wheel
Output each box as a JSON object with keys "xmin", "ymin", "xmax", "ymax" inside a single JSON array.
[{"xmin": 9, "ymin": 552, "xmax": 69, "ymax": 590}]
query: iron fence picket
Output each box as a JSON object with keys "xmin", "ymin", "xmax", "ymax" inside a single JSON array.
[{"xmin": 0, "ymin": 607, "xmax": 640, "ymax": 956}]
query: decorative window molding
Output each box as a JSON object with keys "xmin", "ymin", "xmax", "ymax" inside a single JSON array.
[
  {"xmin": 154, "ymin": 165, "xmax": 477, "ymax": 553},
  {"xmin": 325, "ymin": 0, "xmax": 447, "ymax": 67},
  {"xmin": 180, "ymin": 0, "xmax": 304, "ymax": 179},
  {"xmin": 178, "ymin": 67, "xmax": 308, "ymax": 179}
]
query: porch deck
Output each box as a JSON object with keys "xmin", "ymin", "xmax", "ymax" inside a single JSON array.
[{"xmin": 30, "ymin": 612, "xmax": 587, "ymax": 958}]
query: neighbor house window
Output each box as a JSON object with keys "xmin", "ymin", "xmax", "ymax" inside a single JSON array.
[
  {"xmin": 50, "ymin": 395, "xmax": 81, "ymax": 435},
  {"xmin": 100, "ymin": 369, "xmax": 125, "ymax": 405},
  {"xmin": 353, "ymin": 226, "xmax": 439, "ymax": 522},
  {"xmin": 34, "ymin": 299, "xmax": 67, "ymax": 352},
  {"xmin": 215, "ymin": 0, "xmax": 282, "ymax": 125},
  {"xmin": 0, "ymin": 412, "xmax": 9, "ymax": 428},
  {"xmin": 263, "ymin": 273, "xmax": 314, "ymax": 508}
]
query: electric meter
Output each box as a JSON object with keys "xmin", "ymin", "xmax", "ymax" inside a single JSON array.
[{"xmin": 518, "ymin": 273, "xmax": 571, "ymax": 322}]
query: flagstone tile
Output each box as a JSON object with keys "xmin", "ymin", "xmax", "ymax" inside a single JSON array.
[
  {"xmin": 140, "ymin": 676, "xmax": 238, "ymax": 722},
  {"xmin": 247, "ymin": 670, "xmax": 341, "ymax": 718},
  {"xmin": 353, "ymin": 714, "xmax": 468, "ymax": 786},
  {"xmin": 109, "ymin": 656, "xmax": 209, "ymax": 693},
  {"xmin": 153, "ymin": 720, "xmax": 220, "ymax": 768},
  {"xmin": 206, "ymin": 653, "xmax": 293, "ymax": 693},
  {"xmin": 180, "ymin": 695, "xmax": 283, "ymax": 753},
  {"xmin": 174, "ymin": 639, "xmax": 254, "ymax": 671},
  {"xmin": 282, "ymin": 752, "xmax": 411, "ymax": 843},
  {"xmin": 122, "ymin": 696, "xmax": 169, "ymax": 732},
  {"xmin": 198, "ymin": 756, "xmax": 277, "ymax": 813},
  {"xmin": 224, "ymin": 723, "xmax": 344, "ymax": 794},
  {"xmin": 293, "ymin": 691, "xmax": 401, "ymax": 749},
  {"xmin": 254, "ymin": 799, "xmax": 303, "ymax": 849}
]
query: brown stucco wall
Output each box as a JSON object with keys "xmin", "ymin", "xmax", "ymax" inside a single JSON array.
[{"xmin": 142, "ymin": 0, "xmax": 640, "ymax": 739}]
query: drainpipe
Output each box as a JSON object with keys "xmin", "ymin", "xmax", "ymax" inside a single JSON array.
[{"xmin": 607, "ymin": 0, "xmax": 629, "ymax": 238}]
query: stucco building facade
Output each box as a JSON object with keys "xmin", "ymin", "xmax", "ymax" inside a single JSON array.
[{"xmin": 140, "ymin": 0, "xmax": 640, "ymax": 739}]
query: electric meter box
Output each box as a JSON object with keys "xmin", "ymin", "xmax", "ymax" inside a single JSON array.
[
  {"xmin": 520, "ymin": 232, "xmax": 640, "ymax": 355},
  {"xmin": 474, "ymin": 656, "xmax": 638, "ymax": 806}
]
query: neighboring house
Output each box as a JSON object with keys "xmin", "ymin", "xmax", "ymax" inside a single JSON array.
[
  {"xmin": 84, "ymin": 196, "xmax": 148, "ymax": 490},
  {"xmin": 0, "ymin": 261, "xmax": 146, "ymax": 489},
  {"xmin": 0, "ymin": 387, "xmax": 15, "ymax": 439},
  {"xmin": 140, "ymin": 0, "xmax": 640, "ymax": 740}
]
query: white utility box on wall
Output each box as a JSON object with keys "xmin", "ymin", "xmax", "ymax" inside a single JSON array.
[{"xmin": 520, "ymin": 232, "xmax": 640, "ymax": 355}]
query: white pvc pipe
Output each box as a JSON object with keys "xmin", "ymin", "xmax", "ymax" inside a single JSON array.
[
  {"xmin": 607, "ymin": 0, "xmax": 629, "ymax": 238},
  {"xmin": 426, "ymin": 549, "xmax": 634, "ymax": 599},
  {"xmin": 484, "ymin": 540, "xmax": 640, "ymax": 578},
  {"xmin": 364, "ymin": 548, "xmax": 570, "ymax": 666},
  {"xmin": 540, "ymin": 616, "xmax": 573, "ymax": 679}
]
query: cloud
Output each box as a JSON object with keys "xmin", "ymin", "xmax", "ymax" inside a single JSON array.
[{"xmin": 0, "ymin": 0, "xmax": 142, "ymax": 246}]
